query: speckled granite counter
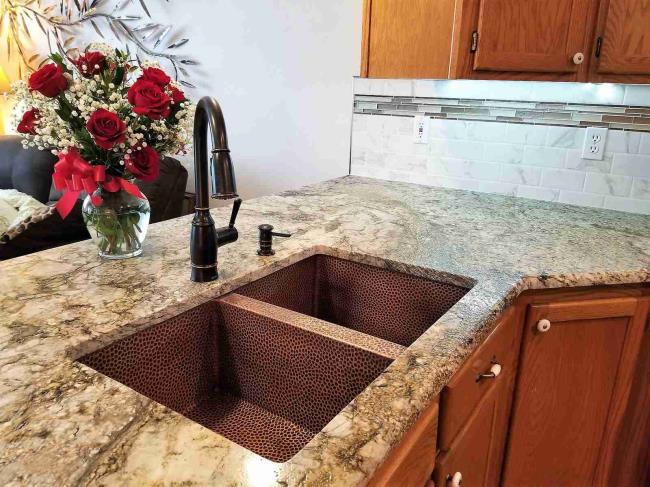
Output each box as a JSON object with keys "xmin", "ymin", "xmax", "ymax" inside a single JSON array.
[{"xmin": 1, "ymin": 176, "xmax": 648, "ymax": 486}]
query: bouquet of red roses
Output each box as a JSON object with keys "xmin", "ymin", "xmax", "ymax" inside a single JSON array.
[{"xmin": 12, "ymin": 43, "xmax": 192, "ymax": 258}]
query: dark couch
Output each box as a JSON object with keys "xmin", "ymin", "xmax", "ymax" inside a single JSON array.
[{"xmin": 0, "ymin": 135, "xmax": 188, "ymax": 259}]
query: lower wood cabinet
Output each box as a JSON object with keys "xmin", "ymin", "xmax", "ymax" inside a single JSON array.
[
  {"xmin": 368, "ymin": 286, "xmax": 650, "ymax": 487},
  {"xmin": 502, "ymin": 292, "xmax": 649, "ymax": 486},
  {"xmin": 433, "ymin": 375, "xmax": 512, "ymax": 487}
]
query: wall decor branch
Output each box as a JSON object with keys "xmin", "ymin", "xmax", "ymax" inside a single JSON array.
[{"xmin": 0, "ymin": 0, "xmax": 196, "ymax": 86}]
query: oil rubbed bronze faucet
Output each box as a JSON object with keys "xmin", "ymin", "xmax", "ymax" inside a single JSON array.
[{"xmin": 190, "ymin": 96, "xmax": 241, "ymax": 282}]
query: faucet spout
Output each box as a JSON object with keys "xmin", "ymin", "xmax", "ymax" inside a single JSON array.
[{"xmin": 190, "ymin": 96, "xmax": 240, "ymax": 283}]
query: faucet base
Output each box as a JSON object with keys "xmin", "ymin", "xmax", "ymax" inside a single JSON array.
[{"xmin": 191, "ymin": 264, "xmax": 218, "ymax": 283}]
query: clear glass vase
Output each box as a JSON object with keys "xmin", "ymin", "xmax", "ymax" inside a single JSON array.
[{"xmin": 82, "ymin": 184, "xmax": 150, "ymax": 259}]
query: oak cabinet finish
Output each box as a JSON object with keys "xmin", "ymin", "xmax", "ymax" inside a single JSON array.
[
  {"xmin": 361, "ymin": 0, "xmax": 456, "ymax": 79},
  {"xmin": 591, "ymin": 0, "xmax": 650, "ymax": 82},
  {"xmin": 434, "ymin": 377, "xmax": 511, "ymax": 487},
  {"xmin": 502, "ymin": 294, "xmax": 649, "ymax": 486},
  {"xmin": 368, "ymin": 399, "xmax": 439, "ymax": 487},
  {"xmin": 361, "ymin": 0, "xmax": 650, "ymax": 82},
  {"xmin": 434, "ymin": 307, "xmax": 520, "ymax": 487},
  {"xmin": 472, "ymin": 0, "xmax": 592, "ymax": 76},
  {"xmin": 368, "ymin": 286, "xmax": 649, "ymax": 486}
]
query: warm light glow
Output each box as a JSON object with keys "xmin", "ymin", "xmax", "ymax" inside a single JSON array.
[{"xmin": 0, "ymin": 65, "xmax": 9, "ymax": 94}]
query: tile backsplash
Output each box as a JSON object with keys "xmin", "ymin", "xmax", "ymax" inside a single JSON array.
[{"xmin": 350, "ymin": 79, "xmax": 650, "ymax": 215}]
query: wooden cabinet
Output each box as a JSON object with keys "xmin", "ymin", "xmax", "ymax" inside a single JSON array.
[
  {"xmin": 590, "ymin": 0, "xmax": 650, "ymax": 82},
  {"xmin": 368, "ymin": 399, "xmax": 439, "ymax": 487},
  {"xmin": 367, "ymin": 286, "xmax": 649, "ymax": 487},
  {"xmin": 360, "ymin": 0, "xmax": 650, "ymax": 82},
  {"xmin": 433, "ymin": 377, "xmax": 511, "ymax": 487},
  {"xmin": 433, "ymin": 306, "xmax": 521, "ymax": 486},
  {"xmin": 502, "ymin": 294, "xmax": 649, "ymax": 486},
  {"xmin": 360, "ymin": 0, "xmax": 457, "ymax": 79}
]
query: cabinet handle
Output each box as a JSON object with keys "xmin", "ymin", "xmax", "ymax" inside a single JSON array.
[
  {"xmin": 476, "ymin": 362, "xmax": 502, "ymax": 382},
  {"xmin": 572, "ymin": 52, "xmax": 585, "ymax": 65},
  {"xmin": 447, "ymin": 471, "xmax": 462, "ymax": 487},
  {"xmin": 537, "ymin": 319, "xmax": 551, "ymax": 333}
]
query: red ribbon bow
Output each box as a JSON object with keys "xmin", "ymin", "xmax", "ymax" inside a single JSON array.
[{"xmin": 52, "ymin": 148, "xmax": 144, "ymax": 219}]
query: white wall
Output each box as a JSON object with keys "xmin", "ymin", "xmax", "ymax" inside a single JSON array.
[
  {"xmin": 143, "ymin": 0, "xmax": 363, "ymax": 199},
  {"xmin": 4, "ymin": 0, "xmax": 363, "ymax": 200}
]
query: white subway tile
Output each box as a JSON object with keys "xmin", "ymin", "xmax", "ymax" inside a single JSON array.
[
  {"xmin": 524, "ymin": 146, "xmax": 567, "ymax": 168},
  {"xmin": 623, "ymin": 85, "xmax": 650, "ymax": 107},
  {"xmin": 430, "ymin": 139, "xmax": 485, "ymax": 161},
  {"xmin": 385, "ymin": 154, "xmax": 427, "ymax": 173},
  {"xmin": 484, "ymin": 143, "xmax": 524, "ymax": 164},
  {"xmin": 558, "ymin": 191, "xmax": 604, "ymax": 208},
  {"xmin": 478, "ymin": 181, "xmax": 518, "ymax": 196},
  {"xmin": 540, "ymin": 169, "xmax": 586, "ymax": 191},
  {"xmin": 584, "ymin": 173, "xmax": 633, "ymax": 197},
  {"xmin": 605, "ymin": 130, "xmax": 641, "ymax": 154},
  {"xmin": 466, "ymin": 121, "xmax": 508, "ymax": 142},
  {"xmin": 565, "ymin": 149, "xmax": 612, "ymax": 173},
  {"xmin": 499, "ymin": 165, "xmax": 542, "ymax": 186},
  {"xmin": 612, "ymin": 153, "xmax": 650, "ymax": 178},
  {"xmin": 384, "ymin": 134, "xmax": 429, "ymax": 156},
  {"xmin": 428, "ymin": 158, "xmax": 501, "ymax": 181},
  {"xmin": 631, "ymin": 178, "xmax": 650, "ymax": 200},
  {"xmin": 639, "ymin": 133, "xmax": 650, "ymax": 155},
  {"xmin": 429, "ymin": 119, "xmax": 467, "ymax": 140},
  {"xmin": 517, "ymin": 185, "xmax": 560, "ymax": 202},
  {"xmin": 603, "ymin": 196, "xmax": 650, "ymax": 215},
  {"xmin": 546, "ymin": 127, "xmax": 583, "ymax": 149},
  {"xmin": 506, "ymin": 124, "xmax": 547, "ymax": 146}
]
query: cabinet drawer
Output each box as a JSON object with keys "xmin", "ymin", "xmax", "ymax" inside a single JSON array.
[
  {"xmin": 434, "ymin": 379, "xmax": 508, "ymax": 487},
  {"xmin": 438, "ymin": 306, "xmax": 518, "ymax": 449}
]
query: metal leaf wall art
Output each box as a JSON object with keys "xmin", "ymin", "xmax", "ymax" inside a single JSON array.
[{"xmin": 0, "ymin": 0, "xmax": 197, "ymax": 86}]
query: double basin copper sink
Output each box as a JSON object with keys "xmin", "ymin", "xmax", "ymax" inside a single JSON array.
[{"xmin": 79, "ymin": 255, "xmax": 470, "ymax": 462}]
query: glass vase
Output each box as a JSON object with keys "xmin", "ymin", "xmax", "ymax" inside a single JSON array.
[{"xmin": 82, "ymin": 184, "xmax": 150, "ymax": 259}]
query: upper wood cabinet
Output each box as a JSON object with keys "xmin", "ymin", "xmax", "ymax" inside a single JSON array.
[
  {"xmin": 360, "ymin": 0, "xmax": 650, "ymax": 83},
  {"xmin": 591, "ymin": 0, "xmax": 650, "ymax": 82},
  {"xmin": 361, "ymin": 0, "xmax": 457, "ymax": 79},
  {"xmin": 471, "ymin": 0, "xmax": 593, "ymax": 76}
]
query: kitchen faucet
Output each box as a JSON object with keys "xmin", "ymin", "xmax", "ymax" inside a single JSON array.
[{"xmin": 190, "ymin": 96, "xmax": 241, "ymax": 282}]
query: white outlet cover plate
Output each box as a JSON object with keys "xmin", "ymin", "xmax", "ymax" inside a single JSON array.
[
  {"xmin": 582, "ymin": 127, "xmax": 608, "ymax": 161},
  {"xmin": 413, "ymin": 116, "xmax": 429, "ymax": 144}
]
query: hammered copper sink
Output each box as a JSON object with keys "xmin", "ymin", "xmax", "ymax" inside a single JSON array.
[{"xmin": 78, "ymin": 255, "xmax": 471, "ymax": 462}]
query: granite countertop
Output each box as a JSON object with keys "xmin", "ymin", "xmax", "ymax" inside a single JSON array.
[{"xmin": 1, "ymin": 176, "xmax": 648, "ymax": 486}]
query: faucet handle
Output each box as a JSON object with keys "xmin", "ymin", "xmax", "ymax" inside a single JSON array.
[{"xmin": 228, "ymin": 198, "xmax": 242, "ymax": 228}]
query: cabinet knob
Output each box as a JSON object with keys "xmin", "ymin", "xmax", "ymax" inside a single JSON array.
[
  {"xmin": 447, "ymin": 472, "xmax": 462, "ymax": 487},
  {"xmin": 537, "ymin": 319, "xmax": 551, "ymax": 333},
  {"xmin": 476, "ymin": 362, "xmax": 502, "ymax": 382},
  {"xmin": 572, "ymin": 52, "xmax": 585, "ymax": 65}
]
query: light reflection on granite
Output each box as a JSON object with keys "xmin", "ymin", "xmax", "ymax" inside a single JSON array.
[{"xmin": 0, "ymin": 176, "xmax": 648, "ymax": 486}]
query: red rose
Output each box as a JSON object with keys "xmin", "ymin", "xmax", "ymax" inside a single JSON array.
[
  {"xmin": 28, "ymin": 63, "xmax": 68, "ymax": 98},
  {"xmin": 17, "ymin": 108, "xmax": 40, "ymax": 135},
  {"xmin": 73, "ymin": 51, "xmax": 106, "ymax": 78},
  {"xmin": 86, "ymin": 109, "xmax": 127, "ymax": 150},
  {"xmin": 127, "ymin": 79, "xmax": 171, "ymax": 120},
  {"xmin": 125, "ymin": 146, "xmax": 160, "ymax": 182},
  {"xmin": 140, "ymin": 67, "xmax": 171, "ymax": 87},
  {"xmin": 169, "ymin": 85, "xmax": 186, "ymax": 104}
]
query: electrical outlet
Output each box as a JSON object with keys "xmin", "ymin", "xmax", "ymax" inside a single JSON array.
[
  {"xmin": 413, "ymin": 116, "xmax": 429, "ymax": 144},
  {"xmin": 581, "ymin": 127, "xmax": 608, "ymax": 161}
]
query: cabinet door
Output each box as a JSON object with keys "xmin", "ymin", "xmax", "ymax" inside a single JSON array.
[
  {"xmin": 361, "ymin": 0, "xmax": 457, "ymax": 78},
  {"xmin": 502, "ymin": 297, "xmax": 648, "ymax": 486},
  {"xmin": 472, "ymin": 0, "xmax": 593, "ymax": 77},
  {"xmin": 433, "ymin": 376, "xmax": 511, "ymax": 487},
  {"xmin": 592, "ymin": 0, "xmax": 650, "ymax": 80},
  {"xmin": 368, "ymin": 400, "xmax": 439, "ymax": 487}
]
